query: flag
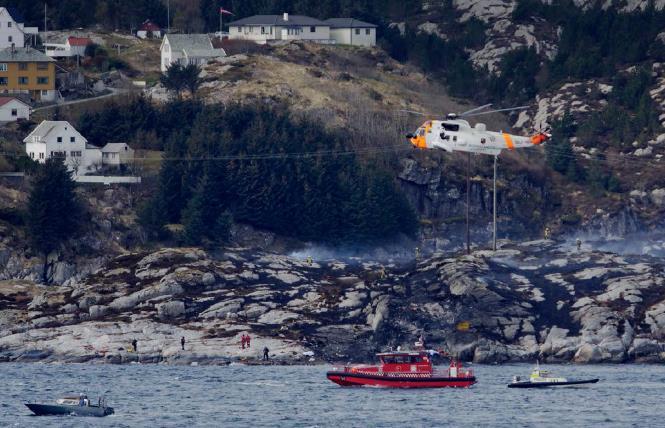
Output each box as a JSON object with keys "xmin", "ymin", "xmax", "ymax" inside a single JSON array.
[{"xmin": 220, "ymin": 7, "xmax": 234, "ymax": 15}]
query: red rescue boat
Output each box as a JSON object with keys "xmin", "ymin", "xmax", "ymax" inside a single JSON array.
[{"xmin": 327, "ymin": 350, "xmax": 476, "ymax": 388}]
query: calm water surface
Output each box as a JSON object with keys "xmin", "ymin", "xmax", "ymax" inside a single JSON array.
[{"xmin": 1, "ymin": 363, "xmax": 663, "ymax": 427}]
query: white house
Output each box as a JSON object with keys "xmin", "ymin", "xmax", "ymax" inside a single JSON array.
[
  {"xmin": 137, "ymin": 20, "xmax": 162, "ymax": 39},
  {"xmin": 325, "ymin": 18, "xmax": 377, "ymax": 47},
  {"xmin": 0, "ymin": 96, "xmax": 30, "ymax": 121},
  {"xmin": 23, "ymin": 121, "xmax": 102, "ymax": 174},
  {"xmin": 0, "ymin": 7, "xmax": 38, "ymax": 49},
  {"xmin": 228, "ymin": 13, "xmax": 330, "ymax": 44},
  {"xmin": 101, "ymin": 142, "xmax": 135, "ymax": 166},
  {"xmin": 160, "ymin": 34, "xmax": 226, "ymax": 72},
  {"xmin": 44, "ymin": 36, "xmax": 93, "ymax": 58}
]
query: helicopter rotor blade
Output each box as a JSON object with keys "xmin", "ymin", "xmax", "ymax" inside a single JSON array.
[
  {"xmin": 397, "ymin": 109, "xmax": 432, "ymax": 117},
  {"xmin": 459, "ymin": 103, "xmax": 492, "ymax": 117},
  {"xmin": 463, "ymin": 105, "xmax": 530, "ymax": 118}
]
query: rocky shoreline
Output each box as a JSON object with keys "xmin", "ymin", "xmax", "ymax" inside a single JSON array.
[{"xmin": 1, "ymin": 241, "xmax": 665, "ymax": 365}]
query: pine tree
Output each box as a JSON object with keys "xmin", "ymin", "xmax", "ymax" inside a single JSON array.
[{"xmin": 26, "ymin": 158, "xmax": 84, "ymax": 284}]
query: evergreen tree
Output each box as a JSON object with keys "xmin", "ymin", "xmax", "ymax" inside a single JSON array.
[
  {"xmin": 160, "ymin": 63, "xmax": 188, "ymax": 99},
  {"xmin": 26, "ymin": 158, "xmax": 84, "ymax": 284},
  {"xmin": 182, "ymin": 64, "xmax": 203, "ymax": 98}
]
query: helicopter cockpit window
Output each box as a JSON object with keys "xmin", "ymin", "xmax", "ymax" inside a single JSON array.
[
  {"xmin": 442, "ymin": 123, "xmax": 459, "ymax": 132},
  {"xmin": 417, "ymin": 128, "xmax": 425, "ymax": 136}
]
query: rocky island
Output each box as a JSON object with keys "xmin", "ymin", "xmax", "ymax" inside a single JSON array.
[{"xmin": 1, "ymin": 240, "xmax": 664, "ymax": 365}]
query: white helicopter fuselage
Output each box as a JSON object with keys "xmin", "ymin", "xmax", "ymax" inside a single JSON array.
[{"xmin": 410, "ymin": 119, "xmax": 545, "ymax": 156}]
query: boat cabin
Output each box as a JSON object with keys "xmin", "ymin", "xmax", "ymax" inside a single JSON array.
[
  {"xmin": 376, "ymin": 351, "xmax": 434, "ymax": 374},
  {"xmin": 57, "ymin": 395, "xmax": 87, "ymax": 406}
]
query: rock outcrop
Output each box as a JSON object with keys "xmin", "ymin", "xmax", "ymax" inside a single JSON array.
[{"xmin": 2, "ymin": 241, "xmax": 665, "ymax": 365}]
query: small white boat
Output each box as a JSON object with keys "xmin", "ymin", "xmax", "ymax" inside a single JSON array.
[{"xmin": 508, "ymin": 363, "xmax": 599, "ymax": 388}]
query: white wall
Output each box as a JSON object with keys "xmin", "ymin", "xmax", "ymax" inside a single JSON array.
[
  {"xmin": 0, "ymin": 100, "xmax": 29, "ymax": 121},
  {"xmin": 229, "ymin": 25, "xmax": 278, "ymax": 42},
  {"xmin": 230, "ymin": 25, "xmax": 330, "ymax": 42},
  {"xmin": 44, "ymin": 42, "xmax": 87, "ymax": 58},
  {"xmin": 330, "ymin": 27, "xmax": 375, "ymax": 47},
  {"xmin": 161, "ymin": 39, "xmax": 176, "ymax": 72},
  {"xmin": 0, "ymin": 8, "xmax": 26, "ymax": 48},
  {"xmin": 281, "ymin": 25, "xmax": 330, "ymax": 41},
  {"xmin": 74, "ymin": 175, "xmax": 141, "ymax": 184},
  {"xmin": 102, "ymin": 145, "xmax": 135, "ymax": 166},
  {"xmin": 137, "ymin": 30, "xmax": 162, "ymax": 39}
]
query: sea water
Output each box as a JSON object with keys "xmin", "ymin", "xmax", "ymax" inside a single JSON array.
[{"xmin": 1, "ymin": 363, "xmax": 663, "ymax": 427}]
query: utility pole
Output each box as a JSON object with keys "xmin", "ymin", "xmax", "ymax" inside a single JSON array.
[
  {"xmin": 493, "ymin": 155, "xmax": 497, "ymax": 251},
  {"xmin": 44, "ymin": 3, "xmax": 47, "ymax": 34},
  {"xmin": 466, "ymin": 152, "xmax": 471, "ymax": 255}
]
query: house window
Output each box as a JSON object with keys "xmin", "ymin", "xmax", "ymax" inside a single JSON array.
[
  {"xmin": 18, "ymin": 76, "xmax": 28, "ymax": 84},
  {"xmin": 8, "ymin": 36, "xmax": 11, "ymax": 43},
  {"xmin": 238, "ymin": 27, "xmax": 241, "ymax": 33},
  {"xmin": 11, "ymin": 108, "xmax": 16, "ymax": 116},
  {"xmin": 7, "ymin": 22, "xmax": 11, "ymax": 28},
  {"xmin": 39, "ymin": 152, "xmax": 44, "ymax": 159},
  {"xmin": 41, "ymin": 90, "xmax": 48, "ymax": 96},
  {"xmin": 366, "ymin": 28, "xmax": 370, "ymax": 35},
  {"xmin": 70, "ymin": 151, "xmax": 81, "ymax": 157},
  {"xmin": 0, "ymin": 77, "xmax": 7, "ymax": 85},
  {"xmin": 310, "ymin": 26, "xmax": 315, "ymax": 32},
  {"xmin": 37, "ymin": 77, "xmax": 48, "ymax": 84},
  {"xmin": 355, "ymin": 28, "xmax": 360, "ymax": 35},
  {"xmin": 19, "ymin": 63, "xmax": 27, "ymax": 70},
  {"xmin": 70, "ymin": 136, "xmax": 75, "ymax": 142},
  {"xmin": 261, "ymin": 26, "xmax": 266, "ymax": 34},
  {"xmin": 0, "ymin": 63, "xmax": 6, "ymax": 71},
  {"xmin": 57, "ymin": 137, "xmax": 62, "ymax": 143},
  {"xmin": 29, "ymin": 152, "xmax": 34, "ymax": 158},
  {"xmin": 37, "ymin": 63, "xmax": 48, "ymax": 70}
]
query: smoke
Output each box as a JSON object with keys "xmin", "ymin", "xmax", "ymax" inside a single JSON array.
[
  {"xmin": 287, "ymin": 240, "xmax": 419, "ymax": 265},
  {"xmin": 560, "ymin": 230, "xmax": 665, "ymax": 258}
]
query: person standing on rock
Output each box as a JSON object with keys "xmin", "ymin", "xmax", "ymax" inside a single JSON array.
[
  {"xmin": 241, "ymin": 334, "xmax": 246, "ymax": 349},
  {"xmin": 132, "ymin": 339, "xmax": 138, "ymax": 353},
  {"xmin": 246, "ymin": 334, "xmax": 251, "ymax": 348},
  {"xmin": 181, "ymin": 336, "xmax": 186, "ymax": 351},
  {"xmin": 576, "ymin": 238, "xmax": 582, "ymax": 252},
  {"xmin": 263, "ymin": 346, "xmax": 270, "ymax": 361}
]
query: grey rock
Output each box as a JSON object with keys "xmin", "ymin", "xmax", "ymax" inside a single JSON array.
[{"xmin": 156, "ymin": 301, "xmax": 185, "ymax": 319}]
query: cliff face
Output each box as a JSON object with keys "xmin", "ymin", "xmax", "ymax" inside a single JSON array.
[{"xmin": 1, "ymin": 242, "xmax": 664, "ymax": 365}]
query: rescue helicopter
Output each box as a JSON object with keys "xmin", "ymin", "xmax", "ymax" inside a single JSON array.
[
  {"xmin": 404, "ymin": 104, "xmax": 551, "ymax": 155},
  {"xmin": 402, "ymin": 104, "xmax": 552, "ymax": 254}
]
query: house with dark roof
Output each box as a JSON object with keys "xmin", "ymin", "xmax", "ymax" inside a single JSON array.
[
  {"xmin": 325, "ymin": 18, "xmax": 377, "ymax": 47},
  {"xmin": 228, "ymin": 13, "xmax": 331, "ymax": 44},
  {"xmin": 0, "ymin": 7, "xmax": 38, "ymax": 49},
  {"xmin": 137, "ymin": 20, "xmax": 163, "ymax": 39},
  {"xmin": 0, "ymin": 47, "xmax": 57, "ymax": 102},
  {"xmin": 160, "ymin": 34, "xmax": 226, "ymax": 72}
]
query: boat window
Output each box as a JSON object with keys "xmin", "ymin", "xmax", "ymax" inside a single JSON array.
[
  {"xmin": 382, "ymin": 356, "xmax": 395, "ymax": 364},
  {"xmin": 442, "ymin": 123, "xmax": 459, "ymax": 132}
]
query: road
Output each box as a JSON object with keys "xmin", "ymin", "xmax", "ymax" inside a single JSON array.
[{"xmin": 32, "ymin": 88, "xmax": 128, "ymax": 112}]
